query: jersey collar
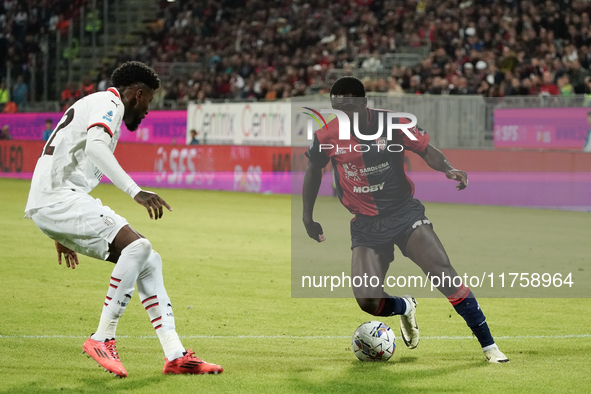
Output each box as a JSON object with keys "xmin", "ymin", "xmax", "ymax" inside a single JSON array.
[{"xmin": 107, "ymin": 87, "xmax": 121, "ymax": 99}]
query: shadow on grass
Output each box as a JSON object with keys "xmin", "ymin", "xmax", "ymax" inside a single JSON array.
[
  {"xmin": 286, "ymin": 359, "xmax": 488, "ymax": 393},
  {"xmin": 1, "ymin": 375, "xmax": 167, "ymax": 394}
]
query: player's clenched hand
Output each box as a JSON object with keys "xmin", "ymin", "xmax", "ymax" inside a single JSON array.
[
  {"xmin": 446, "ymin": 169, "xmax": 468, "ymax": 190},
  {"xmin": 134, "ymin": 190, "xmax": 172, "ymax": 220},
  {"xmin": 55, "ymin": 241, "xmax": 79, "ymax": 269},
  {"xmin": 303, "ymin": 219, "xmax": 326, "ymax": 242}
]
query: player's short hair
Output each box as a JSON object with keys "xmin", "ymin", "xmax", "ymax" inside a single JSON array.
[
  {"xmin": 111, "ymin": 61, "xmax": 161, "ymax": 91},
  {"xmin": 330, "ymin": 76, "xmax": 366, "ymax": 97}
]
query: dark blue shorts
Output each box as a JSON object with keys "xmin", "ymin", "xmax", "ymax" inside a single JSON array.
[{"xmin": 350, "ymin": 198, "xmax": 432, "ymax": 262}]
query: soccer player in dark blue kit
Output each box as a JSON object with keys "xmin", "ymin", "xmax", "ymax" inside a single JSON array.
[{"xmin": 302, "ymin": 77, "xmax": 509, "ymax": 363}]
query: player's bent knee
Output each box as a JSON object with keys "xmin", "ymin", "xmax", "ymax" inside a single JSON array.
[
  {"xmin": 146, "ymin": 250, "xmax": 163, "ymax": 271},
  {"xmin": 122, "ymin": 238, "xmax": 153, "ymax": 261}
]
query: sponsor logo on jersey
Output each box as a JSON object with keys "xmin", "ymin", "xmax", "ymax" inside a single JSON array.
[
  {"xmin": 359, "ymin": 162, "xmax": 390, "ymax": 176},
  {"xmin": 342, "ymin": 163, "xmax": 361, "ymax": 181},
  {"xmin": 353, "ymin": 182, "xmax": 385, "ymax": 193},
  {"xmin": 103, "ymin": 110, "xmax": 114, "ymax": 122}
]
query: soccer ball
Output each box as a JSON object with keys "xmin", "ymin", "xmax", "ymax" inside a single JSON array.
[{"xmin": 352, "ymin": 321, "xmax": 396, "ymax": 362}]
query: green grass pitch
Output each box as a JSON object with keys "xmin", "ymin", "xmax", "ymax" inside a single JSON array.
[{"xmin": 1, "ymin": 178, "xmax": 590, "ymax": 393}]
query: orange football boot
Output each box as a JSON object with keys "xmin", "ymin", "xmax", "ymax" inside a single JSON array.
[
  {"xmin": 82, "ymin": 336, "xmax": 128, "ymax": 377},
  {"xmin": 162, "ymin": 349, "xmax": 223, "ymax": 375}
]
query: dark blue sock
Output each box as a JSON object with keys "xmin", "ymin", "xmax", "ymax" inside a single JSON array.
[
  {"xmin": 373, "ymin": 295, "xmax": 407, "ymax": 316},
  {"xmin": 452, "ymin": 291, "xmax": 495, "ymax": 348}
]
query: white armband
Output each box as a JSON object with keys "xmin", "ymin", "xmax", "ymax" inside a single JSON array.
[{"xmin": 86, "ymin": 126, "xmax": 142, "ymax": 198}]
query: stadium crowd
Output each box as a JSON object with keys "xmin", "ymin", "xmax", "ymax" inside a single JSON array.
[
  {"xmin": 5, "ymin": 0, "xmax": 591, "ymax": 108},
  {"xmin": 128, "ymin": 0, "xmax": 591, "ymax": 99},
  {"xmin": 0, "ymin": 0, "xmax": 93, "ymax": 110}
]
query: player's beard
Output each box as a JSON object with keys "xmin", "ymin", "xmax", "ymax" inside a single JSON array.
[
  {"xmin": 126, "ymin": 118, "xmax": 141, "ymax": 131},
  {"xmin": 125, "ymin": 98, "xmax": 142, "ymax": 131}
]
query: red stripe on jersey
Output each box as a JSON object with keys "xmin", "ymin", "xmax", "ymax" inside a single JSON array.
[
  {"xmin": 151, "ymin": 316, "xmax": 162, "ymax": 323},
  {"xmin": 110, "ymin": 276, "xmax": 121, "ymax": 283},
  {"xmin": 145, "ymin": 302, "xmax": 159, "ymax": 310},
  {"xmin": 105, "ymin": 296, "xmax": 112, "ymax": 300},
  {"xmin": 88, "ymin": 122, "xmax": 113, "ymax": 137},
  {"xmin": 109, "ymin": 284, "xmax": 118, "ymax": 289},
  {"xmin": 107, "ymin": 87, "xmax": 120, "ymax": 99},
  {"xmin": 154, "ymin": 324, "xmax": 162, "ymax": 330}
]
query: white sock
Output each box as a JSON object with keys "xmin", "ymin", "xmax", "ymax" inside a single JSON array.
[
  {"xmin": 482, "ymin": 343, "xmax": 498, "ymax": 352},
  {"xmin": 92, "ymin": 239, "xmax": 152, "ymax": 342},
  {"xmin": 137, "ymin": 250, "xmax": 185, "ymax": 361},
  {"xmin": 403, "ymin": 298, "xmax": 412, "ymax": 316}
]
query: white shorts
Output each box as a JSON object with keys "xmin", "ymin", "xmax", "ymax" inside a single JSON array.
[{"xmin": 30, "ymin": 193, "xmax": 129, "ymax": 260}]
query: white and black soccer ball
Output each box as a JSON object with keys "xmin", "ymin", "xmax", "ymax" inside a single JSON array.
[{"xmin": 352, "ymin": 321, "xmax": 396, "ymax": 362}]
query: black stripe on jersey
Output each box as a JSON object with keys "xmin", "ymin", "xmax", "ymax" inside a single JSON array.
[{"xmin": 88, "ymin": 122, "xmax": 113, "ymax": 137}]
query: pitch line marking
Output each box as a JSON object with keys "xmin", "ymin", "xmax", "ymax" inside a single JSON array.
[{"xmin": 0, "ymin": 334, "xmax": 590, "ymax": 340}]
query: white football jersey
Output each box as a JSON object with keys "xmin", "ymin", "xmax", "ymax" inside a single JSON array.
[{"xmin": 25, "ymin": 88, "xmax": 125, "ymax": 215}]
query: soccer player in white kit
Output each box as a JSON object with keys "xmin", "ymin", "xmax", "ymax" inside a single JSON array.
[{"xmin": 24, "ymin": 61, "xmax": 223, "ymax": 377}]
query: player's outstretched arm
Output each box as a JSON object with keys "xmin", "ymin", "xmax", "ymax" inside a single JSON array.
[
  {"xmin": 419, "ymin": 144, "xmax": 468, "ymax": 190},
  {"xmin": 85, "ymin": 126, "xmax": 172, "ymax": 219},
  {"xmin": 302, "ymin": 161, "xmax": 326, "ymax": 242},
  {"xmin": 55, "ymin": 241, "xmax": 79, "ymax": 269}
]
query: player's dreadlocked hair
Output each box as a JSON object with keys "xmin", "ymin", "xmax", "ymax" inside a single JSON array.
[
  {"xmin": 111, "ymin": 61, "xmax": 161, "ymax": 90},
  {"xmin": 330, "ymin": 76, "xmax": 366, "ymax": 97}
]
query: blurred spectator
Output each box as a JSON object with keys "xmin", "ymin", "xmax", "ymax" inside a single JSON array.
[
  {"xmin": 505, "ymin": 78, "xmax": 528, "ymax": 96},
  {"xmin": 539, "ymin": 72, "xmax": 559, "ymax": 96},
  {"xmin": 188, "ymin": 129, "xmax": 200, "ymax": 145},
  {"xmin": 558, "ymin": 75, "xmax": 574, "ymax": 97},
  {"xmin": 97, "ymin": 73, "xmax": 110, "ymax": 92},
  {"xmin": 0, "ymin": 125, "xmax": 11, "ymax": 140},
  {"xmin": 569, "ymin": 60, "xmax": 590, "ymax": 93},
  {"xmin": 42, "ymin": 119, "xmax": 53, "ymax": 141},
  {"xmin": 0, "ymin": 81, "xmax": 8, "ymax": 112},
  {"xmin": 387, "ymin": 78, "xmax": 404, "ymax": 95},
  {"xmin": 11, "ymin": 75, "xmax": 28, "ymax": 109},
  {"xmin": 60, "ymin": 83, "xmax": 76, "ymax": 111},
  {"xmin": 76, "ymin": 78, "xmax": 96, "ymax": 99}
]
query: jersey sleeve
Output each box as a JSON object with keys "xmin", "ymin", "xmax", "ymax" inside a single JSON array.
[
  {"xmin": 305, "ymin": 134, "xmax": 331, "ymax": 168},
  {"xmin": 86, "ymin": 98, "xmax": 122, "ymax": 138},
  {"xmin": 86, "ymin": 126, "xmax": 141, "ymax": 197},
  {"xmin": 399, "ymin": 117, "xmax": 430, "ymax": 154}
]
